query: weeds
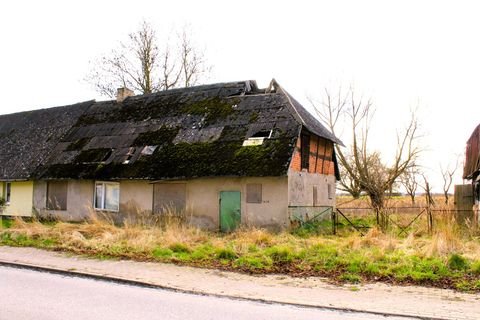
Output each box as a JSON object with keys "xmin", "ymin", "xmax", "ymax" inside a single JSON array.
[
  {"xmin": 447, "ymin": 253, "xmax": 469, "ymax": 271},
  {"xmin": 0, "ymin": 213, "xmax": 479, "ymax": 291}
]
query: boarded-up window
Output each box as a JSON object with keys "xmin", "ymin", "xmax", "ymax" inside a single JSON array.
[
  {"xmin": 47, "ymin": 181, "xmax": 68, "ymax": 210},
  {"xmin": 153, "ymin": 183, "xmax": 186, "ymax": 214},
  {"xmin": 246, "ymin": 184, "xmax": 262, "ymax": 203},
  {"xmin": 301, "ymin": 134, "xmax": 310, "ymax": 170}
]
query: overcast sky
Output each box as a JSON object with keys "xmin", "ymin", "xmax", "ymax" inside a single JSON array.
[{"xmin": 0, "ymin": 0, "xmax": 478, "ymax": 192}]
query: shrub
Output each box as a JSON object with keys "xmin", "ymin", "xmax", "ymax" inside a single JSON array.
[
  {"xmin": 470, "ymin": 260, "xmax": 480, "ymax": 274},
  {"xmin": 169, "ymin": 242, "xmax": 191, "ymax": 253},
  {"xmin": 216, "ymin": 248, "xmax": 238, "ymax": 260},
  {"xmin": 235, "ymin": 255, "xmax": 272, "ymax": 270},
  {"xmin": 265, "ymin": 246, "xmax": 295, "ymax": 264},
  {"xmin": 447, "ymin": 253, "xmax": 469, "ymax": 271}
]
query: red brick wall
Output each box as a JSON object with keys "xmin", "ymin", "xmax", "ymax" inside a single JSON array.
[{"xmin": 289, "ymin": 133, "xmax": 335, "ymax": 175}]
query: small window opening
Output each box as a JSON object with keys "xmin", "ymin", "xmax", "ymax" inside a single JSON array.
[
  {"xmin": 123, "ymin": 147, "xmax": 136, "ymax": 164},
  {"xmin": 5, "ymin": 182, "xmax": 11, "ymax": 204},
  {"xmin": 251, "ymin": 130, "xmax": 272, "ymax": 138},
  {"xmin": 301, "ymin": 134, "xmax": 310, "ymax": 170},
  {"xmin": 141, "ymin": 145, "xmax": 158, "ymax": 156},
  {"xmin": 242, "ymin": 130, "xmax": 272, "ymax": 147},
  {"xmin": 313, "ymin": 186, "xmax": 318, "ymax": 206},
  {"xmin": 327, "ymin": 184, "xmax": 334, "ymax": 200}
]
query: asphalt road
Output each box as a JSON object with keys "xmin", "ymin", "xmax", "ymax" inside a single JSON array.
[{"xmin": 0, "ymin": 266, "xmax": 416, "ymax": 320}]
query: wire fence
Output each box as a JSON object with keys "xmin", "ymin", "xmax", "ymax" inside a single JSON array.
[{"xmin": 331, "ymin": 206, "xmax": 479, "ymax": 236}]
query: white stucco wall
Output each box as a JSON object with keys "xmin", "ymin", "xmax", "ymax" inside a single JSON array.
[
  {"xmin": 33, "ymin": 177, "xmax": 289, "ymax": 230},
  {"xmin": 179, "ymin": 176, "xmax": 289, "ymax": 230},
  {"xmin": 288, "ymin": 170, "xmax": 336, "ymax": 222}
]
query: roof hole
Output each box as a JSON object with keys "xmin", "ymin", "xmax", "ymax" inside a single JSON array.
[
  {"xmin": 242, "ymin": 130, "xmax": 272, "ymax": 147},
  {"xmin": 122, "ymin": 147, "xmax": 136, "ymax": 164},
  {"xmin": 141, "ymin": 145, "xmax": 158, "ymax": 155},
  {"xmin": 251, "ymin": 130, "xmax": 272, "ymax": 138},
  {"xmin": 102, "ymin": 149, "xmax": 113, "ymax": 162}
]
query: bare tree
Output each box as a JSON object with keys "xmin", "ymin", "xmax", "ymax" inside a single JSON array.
[
  {"xmin": 400, "ymin": 167, "xmax": 420, "ymax": 205},
  {"xmin": 338, "ymin": 153, "xmax": 363, "ymax": 198},
  {"xmin": 314, "ymin": 87, "xmax": 421, "ymax": 231},
  {"xmin": 86, "ymin": 21, "xmax": 210, "ymax": 97},
  {"xmin": 440, "ymin": 161, "xmax": 458, "ymax": 205},
  {"xmin": 178, "ymin": 28, "xmax": 209, "ymax": 87},
  {"xmin": 421, "ymin": 174, "xmax": 435, "ymax": 233}
]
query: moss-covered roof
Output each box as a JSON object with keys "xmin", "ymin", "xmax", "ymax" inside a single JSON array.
[
  {"xmin": 1, "ymin": 80, "xmax": 340, "ymax": 181},
  {"xmin": 0, "ymin": 101, "xmax": 94, "ymax": 180}
]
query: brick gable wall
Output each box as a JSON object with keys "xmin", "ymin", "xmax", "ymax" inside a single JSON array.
[{"xmin": 290, "ymin": 133, "xmax": 335, "ymax": 175}]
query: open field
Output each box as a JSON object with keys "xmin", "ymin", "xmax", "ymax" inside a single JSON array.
[
  {"xmin": 1, "ymin": 201, "xmax": 480, "ymax": 292},
  {"xmin": 334, "ymin": 195, "xmax": 477, "ymax": 236}
]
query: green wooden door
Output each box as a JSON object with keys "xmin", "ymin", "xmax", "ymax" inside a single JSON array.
[{"xmin": 219, "ymin": 191, "xmax": 241, "ymax": 232}]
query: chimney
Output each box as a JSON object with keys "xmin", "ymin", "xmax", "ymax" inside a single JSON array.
[{"xmin": 116, "ymin": 87, "xmax": 134, "ymax": 103}]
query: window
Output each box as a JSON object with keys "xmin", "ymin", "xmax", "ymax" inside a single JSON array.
[
  {"xmin": 313, "ymin": 186, "xmax": 318, "ymax": 206},
  {"xmin": 301, "ymin": 134, "xmax": 310, "ymax": 170},
  {"xmin": 4, "ymin": 182, "xmax": 11, "ymax": 204},
  {"xmin": 141, "ymin": 145, "xmax": 157, "ymax": 155},
  {"xmin": 246, "ymin": 184, "xmax": 262, "ymax": 203},
  {"xmin": 94, "ymin": 182, "xmax": 120, "ymax": 211},
  {"xmin": 47, "ymin": 181, "xmax": 68, "ymax": 210},
  {"xmin": 251, "ymin": 130, "xmax": 272, "ymax": 138},
  {"xmin": 242, "ymin": 130, "xmax": 273, "ymax": 147},
  {"xmin": 327, "ymin": 184, "xmax": 334, "ymax": 200}
]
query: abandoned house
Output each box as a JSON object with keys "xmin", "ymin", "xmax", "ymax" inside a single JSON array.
[
  {"xmin": 0, "ymin": 80, "xmax": 342, "ymax": 231},
  {"xmin": 462, "ymin": 123, "xmax": 480, "ymax": 222}
]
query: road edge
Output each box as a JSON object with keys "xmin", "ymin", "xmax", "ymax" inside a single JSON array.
[{"xmin": 0, "ymin": 259, "xmax": 444, "ymax": 320}]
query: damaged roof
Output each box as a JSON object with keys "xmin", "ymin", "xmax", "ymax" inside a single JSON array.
[
  {"xmin": 1, "ymin": 80, "xmax": 341, "ymax": 181},
  {"xmin": 463, "ymin": 123, "xmax": 480, "ymax": 180},
  {"xmin": 0, "ymin": 101, "xmax": 94, "ymax": 180}
]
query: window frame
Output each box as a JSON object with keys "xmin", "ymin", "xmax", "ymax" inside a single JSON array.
[{"xmin": 94, "ymin": 181, "xmax": 120, "ymax": 212}]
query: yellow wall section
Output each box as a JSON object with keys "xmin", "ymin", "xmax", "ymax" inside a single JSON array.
[{"xmin": 2, "ymin": 181, "xmax": 33, "ymax": 217}]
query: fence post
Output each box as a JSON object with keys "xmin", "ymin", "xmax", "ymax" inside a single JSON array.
[
  {"xmin": 426, "ymin": 197, "xmax": 434, "ymax": 234},
  {"xmin": 430, "ymin": 207, "xmax": 434, "ymax": 234},
  {"xmin": 331, "ymin": 208, "xmax": 337, "ymax": 235}
]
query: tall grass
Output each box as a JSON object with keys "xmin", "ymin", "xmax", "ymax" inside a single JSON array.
[{"xmin": 1, "ymin": 204, "xmax": 479, "ymax": 291}]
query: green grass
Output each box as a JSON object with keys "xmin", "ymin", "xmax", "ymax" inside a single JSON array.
[
  {"xmin": 169, "ymin": 242, "xmax": 192, "ymax": 253},
  {"xmin": 152, "ymin": 247, "xmax": 174, "ymax": 259},
  {"xmin": 0, "ymin": 218, "xmax": 13, "ymax": 229},
  {"xmin": 216, "ymin": 247, "xmax": 238, "ymax": 260},
  {"xmin": 1, "ymin": 220, "xmax": 479, "ymax": 291},
  {"xmin": 447, "ymin": 253, "xmax": 469, "ymax": 271}
]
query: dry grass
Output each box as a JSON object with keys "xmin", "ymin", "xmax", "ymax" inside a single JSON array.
[{"xmin": 1, "ymin": 202, "xmax": 479, "ymax": 291}]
